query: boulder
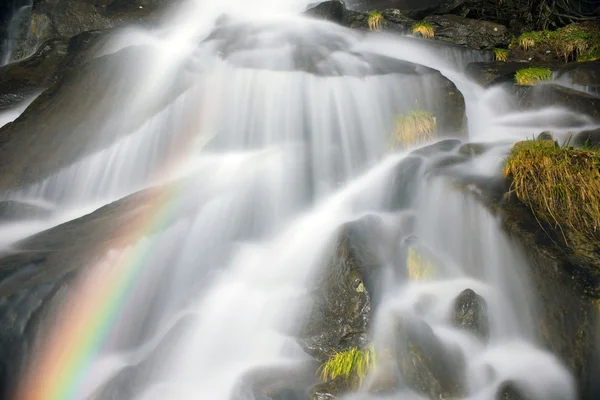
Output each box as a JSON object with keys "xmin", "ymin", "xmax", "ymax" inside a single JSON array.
[
  {"xmin": 298, "ymin": 215, "xmax": 386, "ymax": 362},
  {"xmin": 496, "ymin": 381, "xmax": 533, "ymax": 400},
  {"xmin": 304, "ymin": 0, "xmax": 346, "ymax": 24},
  {"xmin": 452, "ymin": 288, "xmax": 489, "ymax": 340},
  {"xmin": 0, "ymin": 38, "xmax": 68, "ymax": 111},
  {"xmin": 572, "ymin": 128, "xmax": 600, "ymax": 149},
  {"xmin": 424, "ymin": 15, "xmax": 511, "ymax": 50},
  {"xmin": 0, "ymin": 44, "xmax": 189, "ymax": 191},
  {"xmin": 465, "ymin": 61, "xmax": 531, "ymax": 87},
  {"xmin": 556, "ymin": 60, "xmax": 600, "ymax": 88},
  {"xmin": 309, "ymin": 376, "xmax": 352, "ymax": 400},
  {"xmin": 345, "ymin": 0, "xmax": 477, "ymax": 19},
  {"xmin": 515, "ymin": 84, "xmax": 600, "ymax": 124},
  {"xmin": 232, "ymin": 362, "xmax": 318, "ymax": 400},
  {"xmin": 393, "ymin": 317, "xmax": 465, "ymax": 399}
]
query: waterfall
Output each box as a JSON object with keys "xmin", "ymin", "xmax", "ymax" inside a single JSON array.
[{"xmin": 2, "ymin": 1, "xmax": 585, "ymax": 400}]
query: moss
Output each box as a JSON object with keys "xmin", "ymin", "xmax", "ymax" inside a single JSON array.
[
  {"xmin": 412, "ymin": 22, "xmax": 435, "ymax": 39},
  {"xmin": 493, "ymin": 48, "xmax": 509, "ymax": 62},
  {"xmin": 578, "ymin": 50, "xmax": 600, "ymax": 62},
  {"xmin": 514, "ymin": 23, "xmax": 600, "ymax": 62},
  {"xmin": 391, "ymin": 110, "xmax": 437, "ymax": 149},
  {"xmin": 368, "ymin": 11, "xmax": 385, "ymax": 31},
  {"xmin": 514, "ymin": 67, "xmax": 552, "ymax": 86},
  {"xmin": 319, "ymin": 346, "xmax": 377, "ymax": 387},
  {"xmin": 503, "ymin": 140, "xmax": 600, "ymax": 246}
]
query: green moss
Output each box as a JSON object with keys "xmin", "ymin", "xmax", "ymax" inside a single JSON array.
[
  {"xmin": 368, "ymin": 11, "xmax": 385, "ymax": 31},
  {"xmin": 493, "ymin": 48, "xmax": 509, "ymax": 62},
  {"xmin": 514, "ymin": 67, "xmax": 552, "ymax": 86},
  {"xmin": 504, "ymin": 140, "xmax": 600, "ymax": 245},
  {"xmin": 412, "ymin": 21, "xmax": 435, "ymax": 39},
  {"xmin": 319, "ymin": 346, "xmax": 377, "ymax": 387}
]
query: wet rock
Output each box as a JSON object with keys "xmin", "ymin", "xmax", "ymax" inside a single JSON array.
[
  {"xmin": 424, "ymin": 15, "xmax": 511, "ymax": 50},
  {"xmin": 458, "ymin": 142, "xmax": 488, "ymax": 156},
  {"xmin": 298, "ymin": 215, "xmax": 386, "ymax": 362},
  {"xmin": 465, "ymin": 61, "xmax": 531, "ymax": 87},
  {"xmin": 536, "ymin": 131, "xmax": 555, "ymax": 141},
  {"xmin": 304, "ymin": 1, "xmax": 346, "ymax": 24},
  {"xmin": 309, "ymin": 376, "xmax": 353, "ymax": 400},
  {"xmin": 0, "ymin": 44, "xmax": 188, "ymax": 190},
  {"xmin": 555, "ymin": 60, "xmax": 600, "ymax": 87},
  {"xmin": 0, "ymin": 38, "xmax": 68, "ymax": 111},
  {"xmin": 410, "ymin": 139, "xmax": 462, "ymax": 156},
  {"xmin": 232, "ymin": 362, "xmax": 319, "ymax": 400},
  {"xmin": 515, "ymin": 84, "xmax": 600, "ymax": 124},
  {"xmin": 347, "ymin": 0, "xmax": 475, "ymax": 19},
  {"xmin": 393, "ymin": 317, "xmax": 465, "ymax": 399},
  {"xmin": 496, "ymin": 381, "xmax": 533, "ymax": 400},
  {"xmin": 452, "ymin": 288, "xmax": 489, "ymax": 340},
  {"xmin": 572, "ymin": 128, "xmax": 600, "ymax": 149},
  {"xmin": 0, "ymin": 200, "xmax": 52, "ymax": 222},
  {"xmin": 384, "ymin": 156, "xmax": 423, "ymax": 211}
]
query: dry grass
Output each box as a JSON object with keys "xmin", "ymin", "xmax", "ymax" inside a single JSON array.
[
  {"xmin": 319, "ymin": 346, "xmax": 377, "ymax": 386},
  {"xmin": 407, "ymin": 247, "xmax": 437, "ymax": 280},
  {"xmin": 504, "ymin": 140, "xmax": 600, "ymax": 244},
  {"xmin": 391, "ymin": 110, "xmax": 437, "ymax": 149},
  {"xmin": 514, "ymin": 67, "xmax": 552, "ymax": 86},
  {"xmin": 493, "ymin": 48, "xmax": 509, "ymax": 62},
  {"xmin": 368, "ymin": 11, "xmax": 385, "ymax": 31},
  {"xmin": 412, "ymin": 22, "xmax": 435, "ymax": 39}
]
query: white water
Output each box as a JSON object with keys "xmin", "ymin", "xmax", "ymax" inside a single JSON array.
[{"xmin": 7, "ymin": 1, "xmax": 587, "ymax": 399}]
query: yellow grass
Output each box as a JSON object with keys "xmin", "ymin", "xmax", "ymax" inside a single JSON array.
[
  {"xmin": 319, "ymin": 346, "xmax": 377, "ymax": 386},
  {"xmin": 412, "ymin": 22, "xmax": 435, "ymax": 39},
  {"xmin": 368, "ymin": 11, "xmax": 385, "ymax": 31},
  {"xmin": 391, "ymin": 110, "xmax": 437, "ymax": 149}
]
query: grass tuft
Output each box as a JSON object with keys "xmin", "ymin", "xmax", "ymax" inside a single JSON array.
[
  {"xmin": 368, "ymin": 11, "xmax": 385, "ymax": 31},
  {"xmin": 504, "ymin": 140, "xmax": 600, "ymax": 244},
  {"xmin": 514, "ymin": 67, "xmax": 552, "ymax": 86},
  {"xmin": 412, "ymin": 22, "xmax": 435, "ymax": 39},
  {"xmin": 318, "ymin": 346, "xmax": 377, "ymax": 386},
  {"xmin": 493, "ymin": 48, "xmax": 509, "ymax": 62},
  {"xmin": 391, "ymin": 110, "xmax": 437, "ymax": 149}
]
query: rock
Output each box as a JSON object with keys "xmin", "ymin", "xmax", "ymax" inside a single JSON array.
[
  {"xmin": 393, "ymin": 317, "xmax": 465, "ymax": 399},
  {"xmin": 304, "ymin": 0, "xmax": 346, "ymax": 24},
  {"xmin": 515, "ymin": 84, "xmax": 600, "ymax": 124},
  {"xmin": 458, "ymin": 142, "xmax": 489, "ymax": 156},
  {"xmin": 232, "ymin": 362, "xmax": 318, "ymax": 400},
  {"xmin": 309, "ymin": 376, "xmax": 352, "ymax": 400},
  {"xmin": 452, "ymin": 288, "xmax": 489, "ymax": 340},
  {"xmin": 572, "ymin": 128, "xmax": 600, "ymax": 149},
  {"xmin": 496, "ymin": 381, "xmax": 533, "ymax": 400},
  {"xmin": 0, "ymin": 44, "xmax": 189, "ymax": 191},
  {"xmin": 555, "ymin": 59, "xmax": 600, "ymax": 87},
  {"xmin": 298, "ymin": 215, "xmax": 386, "ymax": 362},
  {"xmin": 346, "ymin": 0, "xmax": 476, "ymax": 19},
  {"xmin": 384, "ymin": 156, "xmax": 424, "ymax": 211},
  {"xmin": 0, "ymin": 38, "xmax": 68, "ymax": 111},
  {"xmin": 465, "ymin": 61, "xmax": 531, "ymax": 87},
  {"xmin": 424, "ymin": 15, "xmax": 511, "ymax": 50},
  {"xmin": 0, "ymin": 200, "xmax": 52, "ymax": 222},
  {"xmin": 410, "ymin": 139, "xmax": 462, "ymax": 156},
  {"xmin": 536, "ymin": 131, "xmax": 555, "ymax": 141}
]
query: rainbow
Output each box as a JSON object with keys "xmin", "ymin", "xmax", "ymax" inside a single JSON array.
[{"xmin": 15, "ymin": 69, "xmax": 226, "ymax": 399}]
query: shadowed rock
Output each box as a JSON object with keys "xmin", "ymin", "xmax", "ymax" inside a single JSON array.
[
  {"xmin": 452, "ymin": 288, "xmax": 489, "ymax": 340},
  {"xmin": 424, "ymin": 15, "xmax": 511, "ymax": 50}
]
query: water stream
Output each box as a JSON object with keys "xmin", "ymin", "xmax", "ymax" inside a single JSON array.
[{"xmin": 5, "ymin": 1, "xmax": 589, "ymax": 399}]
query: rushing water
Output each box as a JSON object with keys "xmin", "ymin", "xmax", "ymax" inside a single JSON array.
[{"xmin": 4, "ymin": 1, "xmax": 591, "ymax": 399}]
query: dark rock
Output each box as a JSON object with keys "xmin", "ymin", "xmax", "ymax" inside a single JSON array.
[
  {"xmin": 465, "ymin": 61, "xmax": 531, "ymax": 87},
  {"xmin": 393, "ymin": 317, "xmax": 465, "ymax": 399},
  {"xmin": 452, "ymin": 288, "xmax": 489, "ymax": 340},
  {"xmin": 309, "ymin": 376, "xmax": 352, "ymax": 400},
  {"xmin": 346, "ymin": 0, "xmax": 477, "ymax": 19},
  {"xmin": 304, "ymin": 0, "xmax": 346, "ymax": 24},
  {"xmin": 430, "ymin": 71, "xmax": 468, "ymax": 136},
  {"xmin": 555, "ymin": 59, "xmax": 600, "ymax": 88},
  {"xmin": 0, "ymin": 38, "xmax": 68, "ymax": 111},
  {"xmin": 458, "ymin": 142, "xmax": 488, "ymax": 156},
  {"xmin": 496, "ymin": 381, "xmax": 533, "ymax": 400},
  {"xmin": 410, "ymin": 139, "xmax": 462, "ymax": 156},
  {"xmin": 424, "ymin": 15, "xmax": 511, "ymax": 50},
  {"xmin": 384, "ymin": 156, "xmax": 423, "ymax": 211},
  {"xmin": 0, "ymin": 200, "xmax": 52, "ymax": 222},
  {"xmin": 298, "ymin": 215, "xmax": 386, "ymax": 362},
  {"xmin": 0, "ymin": 44, "xmax": 189, "ymax": 191},
  {"xmin": 536, "ymin": 130, "xmax": 555, "ymax": 141},
  {"xmin": 572, "ymin": 128, "xmax": 600, "ymax": 149},
  {"xmin": 515, "ymin": 84, "xmax": 600, "ymax": 124},
  {"xmin": 232, "ymin": 362, "xmax": 318, "ymax": 400}
]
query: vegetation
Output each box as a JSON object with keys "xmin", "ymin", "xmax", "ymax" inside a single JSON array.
[
  {"xmin": 512, "ymin": 23, "xmax": 600, "ymax": 62},
  {"xmin": 578, "ymin": 50, "xmax": 600, "ymax": 62},
  {"xmin": 391, "ymin": 110, "xmax": 437, "ymax": 149},
  {"xmin": 368, "ymin": 11, "xmax": 385, "ymax": 31},
  {"xmin": 319, "ymin": 346, "xmax": 377, "ymax": 386},
  {"xmin": 514, "ymin": 67, "xmax": 553, "ymax": 86},
  {"xmin": 407, "ymin": 247, "xmax": 437, "ymax": 280},
  {"xmin": 504, "ymin": 140, "xmax": 600, "ymax": 245},
  {"xmin": 493, "ymin": 48, "xmax": 510, "ymax": 62},
  {"xmin": 412, "ymin": 22, "xmax": 435, "ymax": 39}
]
